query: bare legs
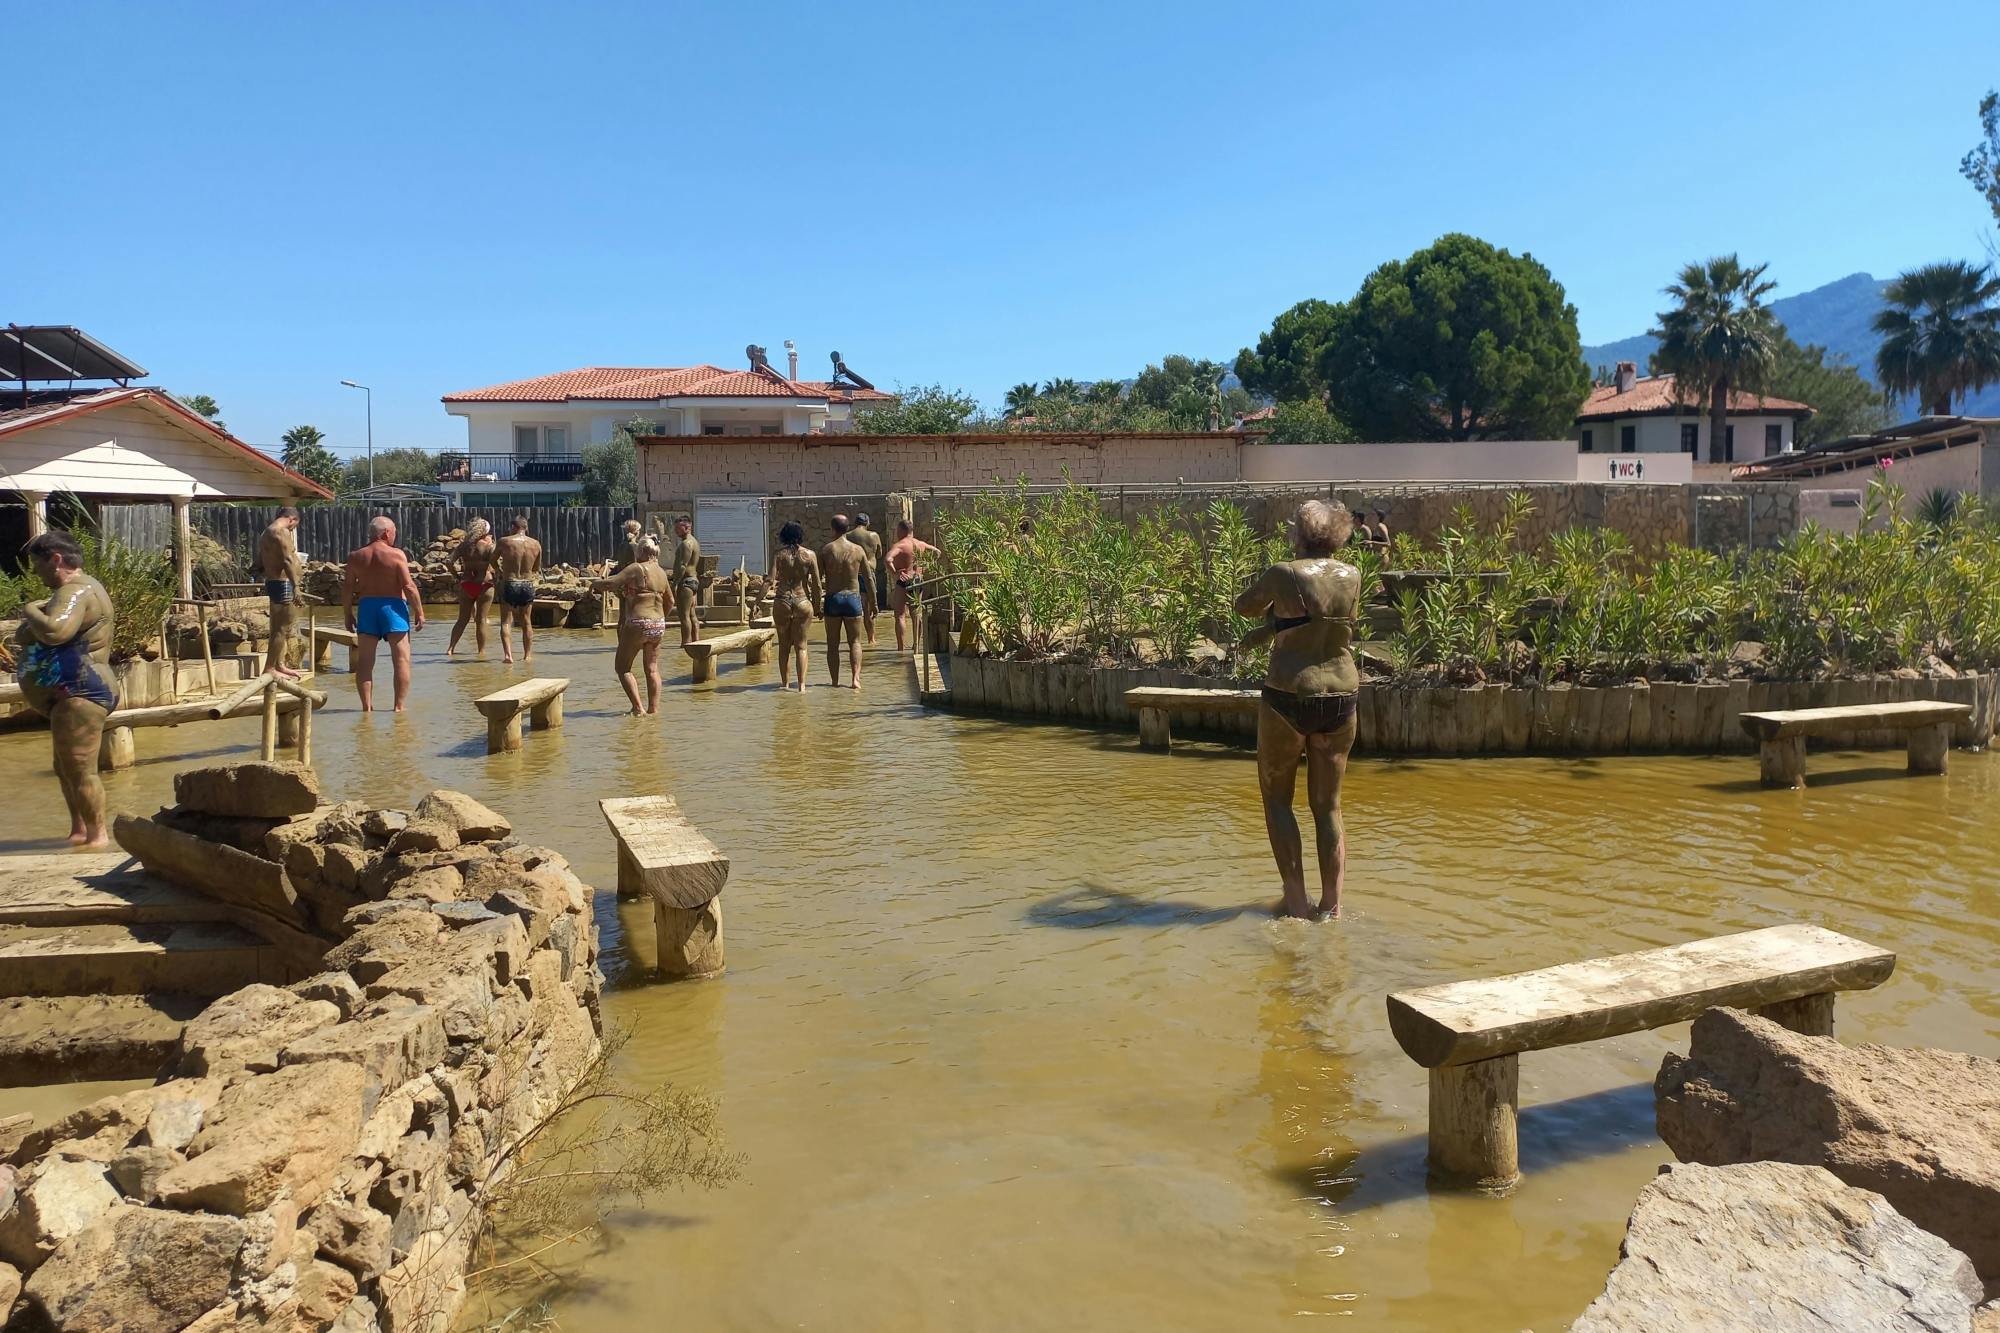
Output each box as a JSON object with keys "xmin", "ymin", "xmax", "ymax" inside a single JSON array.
[
  {"xmin": 355, "ymin": 633, "xmax": 413, "ymax": 712},
  {"xmin": 500, "ymin": 605, "xmax": 532, "ymax": 664},
  {"xmin": 862, "ymin": 578, "xmax": 877, "ymax": 645},
  {"xmin": 447, "ymin": 591, "xmax": 490, "ymax": 656},
  {"xmin": 891, "ymin": 588, "xmax": 910, "ymax": 652},
  {"xmin": 642, "ymin": 639, "xmax": 662, "ymax": 713},
  {"xmin": 613, "ymin": 627, "xmax": 660, "ymax": 715},
  {"xmin": 52, "ymin": 698, "xmax": 109, "ymax": 848},
  {"xmin": 265, "ymin": 602, "xmax": 300, "ymax": 678},
  {"xmin": 777, "ymin": 603, "xmax": 809, "ymax": 691},
  {"xmin": 1255, "ymin": 702, "xmax": 1352, "ymax": 919},
  {"xmin": 676, "ymin": 587, "xmax": 699, "ymax": 647},
  {"xmin": 824, "ymin": 617, "xmax": 860, "ymax": 688}
]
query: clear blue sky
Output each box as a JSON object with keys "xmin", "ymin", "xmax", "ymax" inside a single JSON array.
[{"xmin": 12, "ymin": 0, "xmax": 1999, "ymax": 460}]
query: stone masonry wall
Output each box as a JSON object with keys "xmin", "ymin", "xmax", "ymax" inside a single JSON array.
[{"xmin": 0, "ymin": 774, "xmax": 602, "ymax": 1332}]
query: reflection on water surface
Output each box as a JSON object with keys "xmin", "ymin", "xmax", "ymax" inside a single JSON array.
[{"xmin": 2, "ymin": 630, "xmax": 1993, "ymax": 1330}]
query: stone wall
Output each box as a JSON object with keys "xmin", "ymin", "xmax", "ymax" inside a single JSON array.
[
  {"xmin": 0, "ymin": 772, "xmax": 601, "ymax": 1332},
  {"xmin": 940, "ymin": 657, "xmax": 2000, "ymax": 755}
]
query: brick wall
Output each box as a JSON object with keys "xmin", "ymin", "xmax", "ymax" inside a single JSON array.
[{"xmin": 639, "ymin": 432, "xmax": 1245, "ymax": 512}]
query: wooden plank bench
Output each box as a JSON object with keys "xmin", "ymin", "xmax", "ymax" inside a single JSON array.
[
  {"xmin": 474, "ymin": 677, "xmax": 569, "ymax": 754},
  {"xmin": 683, "ymin": 627, "xmax": 776, "ymax": 684},
  {"xmin": 1739, "ymin": 699, "xmax": 1970, "ymax": 787},
  {"xmin": 1124, "ymin": 686, "xmax": 1261, "ymax": 750},
  {"xmin": 311, "ymin": 625, "xmax": 358, "ymax": 672},
  {"xmin": 600, "ymin": 795, "xmax": 729, "ymax": 979},
  {"xmin": 1386, "ymin": 923, "xmax": 1895, "ymax": 1190}
]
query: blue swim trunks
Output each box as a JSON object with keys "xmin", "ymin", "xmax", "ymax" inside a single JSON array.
[
  {"xmin": 17, "ymin": 638, "xmax": 117, "ymax": 714},
  {"xmin": 824, "ymin": 590, "xmax": 863, "ymax": 619},
  {"xmin": 355, "ymin": 596, "xmax": 412, "ymax": 637}
]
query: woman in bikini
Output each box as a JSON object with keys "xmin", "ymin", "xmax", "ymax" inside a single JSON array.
[
  {"xmin": 597, "ymin": 534, "xmax": 671, "ymax": 715},
  {"xmin": 1234, "ymin": 500, "xmax": 1362, "ymax": 920},
  {"xmin": 771, "ymin": 522, "xmax": 822, "ymax": 692},
  {"xmin": 445, "ymin": 519, "xmax": 496, "ymax": 657}
]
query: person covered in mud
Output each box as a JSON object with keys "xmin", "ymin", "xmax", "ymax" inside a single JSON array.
[
  {"xmin": 1346, "ymin": 510, "xmax": 1373, "ymax": 548},
  {"xmin": 445, "ymin": 518, "xmax": 497, "ymax": 657},
  {"xmin": 257, "ymin": 506, "xmax": 304, "ymax": 677},
  {"xmin": 1371, "ymin": 508, "xmax": 1392, "ymax": 546},
  {"xmin": 595, "ymin": 532, "xmax": 671, "ymax": 715},
  {"xmin": 845, "ymin": 511, "xmax": 883, "ymax": 645},
  {"xmin": 670, "ymin": 515, "xmax": 702, "ymax": 647},
  {"xmin": 771, "ymin": 521, "xmax": 821, "ymax": 691},
  {"xmin": 883, "ymin": 519, "xmax": 940, "ymax": 652},
  {"xmin": 819, "ymin": 515, "xmax": 868, "ymax": 689},
  {"xmin": 493, "ymin": 515, "xmax": 542, "ymax": 664},
  {"xmin": 1233, "ymin": 499, "xmax": 1362, "ymax": 920},
  {"xmin": 16, "ymin": 531, "xmax": 118, "ymax": 848}
]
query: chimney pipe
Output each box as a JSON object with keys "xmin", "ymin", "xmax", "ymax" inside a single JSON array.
[
  {"xmin": 784, "ymin": 340, "xmax": 798, "ymax": 381},
  {"xmin": 1614, "ymin": 361, "xmax": 1638, "ymax": 394}
]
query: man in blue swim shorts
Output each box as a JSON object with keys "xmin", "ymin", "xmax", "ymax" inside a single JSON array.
[
  {"xmin": 817, "ymin": 515, "xmax": 868, "ymax": 688},
  {"xmin": 342, "ymin": 515, "xmax": 424, "ymax": 711}
]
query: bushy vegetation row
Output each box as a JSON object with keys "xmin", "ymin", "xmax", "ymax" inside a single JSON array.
[
  {"xmin": 941, "ymin": 481, "xmax": 2000, "ymax": 687},
  {"xmin": 0, "ymin": 526, "xmax": 175, "ymax": 663}
]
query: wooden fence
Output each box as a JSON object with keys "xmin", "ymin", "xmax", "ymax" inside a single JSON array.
[{"xmin": 101, "ymin": 503, "xmax": 638, "ymax": 570}]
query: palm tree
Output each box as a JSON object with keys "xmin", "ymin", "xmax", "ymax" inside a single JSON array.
[
  {"xmin": 178, "ymin": 393, "xmax": 225, "ymax": 429},
  {"xmin": 1649, "ymin": 256, "xmax": 1779, "ymax": 464},
  {"xmin": 1085, "ymin": 379, "xmax": 1124, "ymax": 405},
  {"xmin": 1003, "ymin": 382, "xmax": 1041, "ymax": 418},
  {"xmin": 1872, "ymin": 261, "xmax": 2000, "ymax": 417},
  {"xmin": 1040, "ymin": 378, "xmax": 1082, "ymax": 400}
]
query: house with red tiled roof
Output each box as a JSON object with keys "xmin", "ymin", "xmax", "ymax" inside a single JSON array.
[
  {"xmin": 1576, "ymin": 361, "xmax": 1813, "ymax": 464},
  {"xmin": 438, "ymin": 347, "xmax": 893, "ymax": 506}
]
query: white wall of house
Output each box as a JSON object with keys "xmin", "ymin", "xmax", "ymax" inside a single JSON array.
[
  {"xmin": 446, "ymin": 398, "xmax": 837, "ymax": 453},
  {"xmin": 1242, "ymin": 439, "xmax": 1691, "ymax": 484},
  {"xmin": 1577, "ymin": 413, "xmax": 1797, "ymax": 460},
  {"xmin": 1, "ymin": 402, "xmax": 308, "ymax": 498}
]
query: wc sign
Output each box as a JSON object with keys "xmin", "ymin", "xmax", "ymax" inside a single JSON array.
[{"xmin": 1607, "ymin": 458, "xmax": 1645, "ymax": 481}]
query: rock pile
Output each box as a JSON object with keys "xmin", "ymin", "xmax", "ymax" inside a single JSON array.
[{"xmin": 2, "ymin": 764, "xmax": 601, "ymax": 1332}]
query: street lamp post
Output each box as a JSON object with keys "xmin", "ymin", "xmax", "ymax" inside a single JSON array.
[{"xmin": 339, "ymin": 379, "xmax": 373, "ymax": 489}]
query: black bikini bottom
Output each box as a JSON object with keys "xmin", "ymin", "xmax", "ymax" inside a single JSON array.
[{"xmin": 1261, "ymin": 688, "xmax": 1357, "ymax": 735}]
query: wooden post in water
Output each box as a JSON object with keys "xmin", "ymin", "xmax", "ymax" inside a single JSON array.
[
  {"xmin": 260, "ymin": 680, "xmax": 278, "ymax": 761},
  {"xmin": 200, "ymin": 603, "xmax": 217, "ymax": 697},
  {"xmin": 1907, "ymin": 721, "xmax": 1950, "ymax": 775},
  {"xmin": 1428, "ymin": 1057, "xmax": 1521, "ymax": 1190}
]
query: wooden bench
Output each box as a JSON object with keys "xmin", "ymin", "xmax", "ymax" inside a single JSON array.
[
  {"xmin": 311, "ymin": 625, "xmax": 358, "ymax": 672},
  {"xmin": 1125, "ymin": 686, "xmax": 1261, "ymax": 750},
  {"xmin": 100, "ymin": 674, "xmax": 327, "ymax": 771},
  {"xmin": 683, "ymin": 627, "xmax": 776, "ymax": 684},
  {"xmin": 1739, "ymin": 700, "xmax": 1970, "ymax": 787},
  {"xmin": 1386, "ymin": 924, "xmax": 1895, "ymax": 1190},
  {"xmin": 600, "ymin": 795, "xmax": 729, "ymax": 979},
  {"xmin": 474, "ymin": 677, "xmax": 568, "ymax": 754}
]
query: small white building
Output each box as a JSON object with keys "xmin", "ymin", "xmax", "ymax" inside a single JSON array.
[
  {"xmin": 1576, "ymin": 362, "xmax": 1812, "ymax": 464},
  {"xmin": 439, "ymin": 353, "xmax": 893, "ymax": 507}
]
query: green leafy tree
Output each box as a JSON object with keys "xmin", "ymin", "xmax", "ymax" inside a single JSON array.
[
  {"xmin": 1766, "ymin": 332, "xmax": 1890, "ymax": 448},
  {"xmin": 1258, "ymin": 398, "xmax": 1358, "ymax": 444},
  {"xmin": 1003, "ymin": 383, "xmax": 1041, "ymax": 418},
  {"xmin": 279, "ymin": 424, "xmax": 342, "ymax": 493},
  {"xmin": 1235, "ymin": 298, "xmax": 1341, "ymax": 404},
  {"xmin": 1961, "ymin": 89, "xmax": 2000, "ymax": 233},
  {"xmin": 1085, "ymin": 379, "xmax": 1124, "ymax": 405},
  {"xmin": 1319, "ymin": 234, "xmax": 1590, "ymax": 441},
  {"xmin": 576, "ymin": 419, "xmax": 644, "ymax": 506},
  {"xmin": 178, "ymin": 394, "xmax": 225, "ymax": 429},
  {"xmin": 853, "ymin": 384, "xmax": 986, "ymax": 434},
  {"xmin": 341, "ymin": 446, "xmax": 439, "ymax": 492},
  {"xmin": 1872, "ymin": 260, "xmax": 2000, "ymax": 417},
  {"xmin": 1650, "ymin": 255, "xmax": 1780, "ymax": 463}
]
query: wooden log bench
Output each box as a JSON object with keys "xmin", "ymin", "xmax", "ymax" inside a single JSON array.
[
  {"xmin": 311, "ymin": 625, "xmax": 358, "ymax": 672},
  {"xmin": 1385, "ymin": 923, "xmax": 1895, "ymax": 1190},
  {"xmin": 600, "ymin": 795, "xmax": 729, "ymax": 979},
  {"xmin": 683, "ymin": 627, "xmax": 776, "ymax": 684},
  {"xmin": 99, "ymin": 674, "xmax": 327, "ymax": 771},
  {"xmin": 1739, "ymin": 699, "xmax": 1970, "ymax": 787},
  {"xmin": 1124, "ymin": 686, "xmax": 1261, "ymax": 750},
  {"xmin": 474, "ymin": 677, "xmax": 569, "ymax": 754}
]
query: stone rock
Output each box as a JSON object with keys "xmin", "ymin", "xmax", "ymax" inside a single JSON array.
[
  {"xmin": 296, "ymin": 1255, "xmax": 360, "ymax": 1329},
  {"xmin": 175, "ymin": 762, "xmax": 322, "ymax": 819},
  {"xmin": 306, "ymin": 1197, "xmax": 393, "ymax": 1281},
  {"xmin": 0, "ymin": 1260, "xmax": 18, "ymax": 1319},
  {"xmin": 361, "ymin": 810, "xmax": 409, "ymax": 844},
  {"xmin": 330, "ymin": 1293, "xmax": 380, "ymax": 1333},
  {"xmin": 154, "ymin": 1062, "xmax": 367, "ymax": 1215},
  {"xmin": 18, "ymin": 1202, "xmax": 247, "ymax": 1333},
  {"xmin": 291, "ymin": 971, "xmax": 366, "ymax": 1019},
  {"xmin": 321, "ymin": 842, "xmax": 372, "ymax": 893},
  {"xmin": 1924, "ymin": 654, "xmax": 1960, "ymax": 679},
  {"xmin": 1979, "ymin": 1299, "xmax": 2000, "ymax": 1333},
  {"xmin": 1573, "ymin": 1162, "xmax": 1982, "ymax": 1332},
  {"xmin": 0, "ymin": 1113, "xmax": 32, "ymax": 1161},
  {"xmin": 429, "ymin": 901, "xmax": 499, "ymax": 930},
  {"xmin": 142, "ymin": 1079, "xmax": 222, "ymax": 1153},
  {"xmin": 0, "ymin": 1156, "xmax": 120, "ymax": 1268},
  {"xmin": 322, "ymin": 912, "xmax": 444, "ymax": 984},
  {"xmin": 11, "ymin": 1091, "xmax": 150, "ymax": 1167},
  {"xmin": 388, "ymin": 819, "xmax": 459, "ymax": 855},
  {"xmin": 384, "ymin": 865, "xmax": 465, "ymax": 905},
  {"xmin": 112, "ymin": 813, "xmax": 304, "ymax": 927},
  {"xmin": 178, "ymin": 984, "xmax": 342, "ymax": 1076},
  {"xmin": 1727, "ymin": 640, "xmax": 1766, "ymax": 671},
  {"xmin": 354, "ymin": 1082, "xmax": 417, "ymax": 1163},
  {"xmin": 107, "ymin": 1145, "xmax": 182, "ymax": 1202},
  {"xmin": 341, "ymin": 899, "xmax": 428, "ymax": 932},
  {"xmin": 414, "ymin": 790, "xmax": 511, "ymax": 842},
  {"xmin": 154, "ymin": 806, "xmax": 289, "ymax": 856},
  {"xmin": 282, "ymin": 1002, "xmax": 446, "ymax": 1095},
  {"xmin": 1657, "ymin": 1008, "xmax": 2000, "ymax": 1277}
]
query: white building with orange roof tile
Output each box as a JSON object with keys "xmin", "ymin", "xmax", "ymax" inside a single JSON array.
[
  {"xmin": 438, "ymin": 346, "xmax": 892, "ymax": 506},
  {"xmin": 1576, "ymin": 361, "xmax": 1813, "ymax": 465}
]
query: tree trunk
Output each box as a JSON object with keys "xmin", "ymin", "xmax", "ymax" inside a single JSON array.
[
  {"xmin": 1709, "ymin": 377, "xmax": 1729, "ymax": 464},
  {"xmin": 1930, "ymin": 389, "xmax": 1951, "ymax": 417}
]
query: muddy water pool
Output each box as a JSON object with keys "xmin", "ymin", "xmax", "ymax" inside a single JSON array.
[{"xmin": 1, "ymin": 628, "xmax": 1994, "ymax": 1330}]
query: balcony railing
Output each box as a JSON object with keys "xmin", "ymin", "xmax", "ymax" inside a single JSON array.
[{"xmin": 437, "ymin": 452, "xmax": 584, "ymax": 484}]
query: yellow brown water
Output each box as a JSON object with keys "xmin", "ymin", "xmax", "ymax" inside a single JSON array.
[{"xmin": 2, "ymin": 630, "xmax": 1996, "ymax": 1330}]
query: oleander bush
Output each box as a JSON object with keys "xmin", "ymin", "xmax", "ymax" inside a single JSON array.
[{"xmin": 942, "ymin": 479, "xmax": 2000, "ymax": 686}]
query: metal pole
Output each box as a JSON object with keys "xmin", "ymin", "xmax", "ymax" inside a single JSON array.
[{"xmin": 365, "ymin": 385, "xmax": 374, "ymax": 489}]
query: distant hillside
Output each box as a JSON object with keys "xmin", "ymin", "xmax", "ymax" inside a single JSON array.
[{"xmin": 1582, "ymin": 271, "xmax": 2000, "ymax": 420}]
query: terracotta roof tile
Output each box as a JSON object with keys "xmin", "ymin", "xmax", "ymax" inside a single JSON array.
[
  {"xmin": 442, "ymin": 365, "xmax": 887, "ymax": 403},
  {"xmin": 1577, "ymin": 374, "xmax": 1812, "ymax": 422}
]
